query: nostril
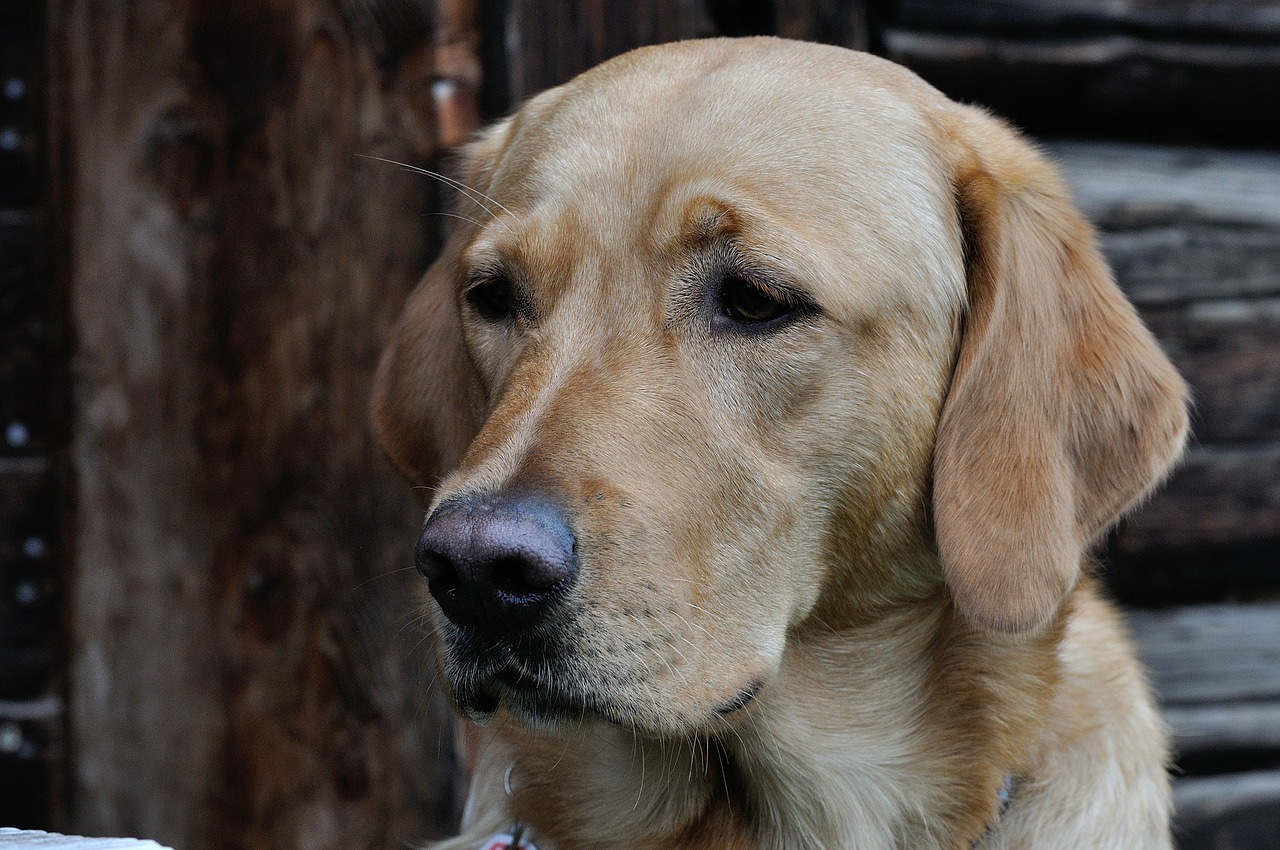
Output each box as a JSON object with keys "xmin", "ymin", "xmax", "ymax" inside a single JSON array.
[
  {"xmin": 490, "ymin": 555, "xmax": 561, "ymax": 600},
  {"xmin": 423, "ymin": 554, "xmax": 461, "ymax": 593},
  {"xmin": 415, "ymin": 548, "xmax": 464, "ymax": 612}
]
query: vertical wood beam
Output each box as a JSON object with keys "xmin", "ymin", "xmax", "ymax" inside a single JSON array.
[{"xmin": 49, "ymin": 0, "xmax": 467, "ymax": 845}]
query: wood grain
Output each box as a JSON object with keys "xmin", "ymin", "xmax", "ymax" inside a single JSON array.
[
  {"xmin": 894, "ymin": 0, "xmax": 1280, "ymax": 39},
  {"xmin": 1175, "ymin": 770, "xmax": 1280, "ymax": 848},
  {"xmin": 883, "ymin": 31, "xmax": 1280, "ymax": 144},
  {"xmin": 1052, "ymin": 142, "xmax": 1280, "ymax": 304},
  {"xmin": 1140, "ymin": 300, "xmax": 1280, "ymax": 444},
  {"xmin": 1165, "ymin": 702, "xmax": 1280, "ymax": 757},
  {"xmin": 1112, "ymin": 444, "xmax": 1280, "ymax": 551},
  {"xmin": 50, "ymin": 1, "xmax": 463, "ymax": 847},
  {"xmin": 1128, "ymin": 603, "xmax": 1280, "ymax": 705},
  {"xmin": 487, "ymin": 0, "xmax": 692, "ymax": 109}
]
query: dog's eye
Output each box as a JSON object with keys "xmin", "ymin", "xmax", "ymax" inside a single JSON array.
[
  {"xmin": 464, "ymin": 276, "xmax": 515, "ymax": 322},
  {"xmin": 718, "ymin": 276, "xmax": 793, "ymax": 325}
]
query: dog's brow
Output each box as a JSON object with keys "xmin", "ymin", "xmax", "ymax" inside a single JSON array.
[{"xmin": 680, "ymin": 198, "xmax": 740, "ymax": 242}]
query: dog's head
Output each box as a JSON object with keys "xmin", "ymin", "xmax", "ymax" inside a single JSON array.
[{"xmin": 373, "ymin": 39, "xmax": 1187, "ymax": 736}]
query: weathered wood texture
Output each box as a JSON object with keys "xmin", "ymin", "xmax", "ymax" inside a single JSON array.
[
  {"xmin": 1129, "ymin": 603, "xmax": 1280, "ymax": 707},
  {"xmin": 480, "ymin": 0, "xmax": 868, "ymax": 116},
  {"xmin": 1131, "ymin": 605, "xmax": 1280, "ymax": 844},
  {"xmin": 1049, "ymin": 143, "xmax": 1280, "ymax": 599},
  {"xmin": 1165, "ymin": 703, "xmax": 1280, "ymax": 757},
  {"xmin": 49, "ymin": 1, "xmax": 471, "ymax": 847},
  {"xmin": 482, "ymin": 0, "xmax": 694, "ymax": 113},
  {"xmin": 895, "ymin": 0, "xmax": 1280, "ymax": 38},
  {"xmin": 1053, "ymin": 143, "xmax": 1280, "ymax": 305},
  {"xmin": 883, "ymin": 2, "xmax": 1280, "ymax": 143},
  {"xmin": 1175, "ymin": 771, "xmax": 1280, "ymax": 849}
]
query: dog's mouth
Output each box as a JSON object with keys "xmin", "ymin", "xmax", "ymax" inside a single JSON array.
[
  {"xmin": 454, "ymin": 662, "xmax": 618, "ymax": 731},
  {"xmin": 451, "ymin": 656, "xmax": 766, "ymax": 734}
]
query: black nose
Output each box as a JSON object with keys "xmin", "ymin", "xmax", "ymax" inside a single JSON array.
[{"xmin": 415, "ymin": 493, "xmax": 578, "ymax": 633}]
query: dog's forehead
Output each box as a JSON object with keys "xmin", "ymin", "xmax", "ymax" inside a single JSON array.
[
  {"xmin": 476, "ymin": 39, "xmax": 965, "ymax": 314},
  {"xmin": 497, "ymin": 40, "xmax": 945, "ymax": 200}
]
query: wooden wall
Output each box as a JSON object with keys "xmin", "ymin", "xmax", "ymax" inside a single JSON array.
[
  {"xmin": 41, "ymin": 0, "xmax": 482, "ymax": 846},
  {"xmin": 2, "ymin": 0, "xmax": 1276, "ymax": 847}
]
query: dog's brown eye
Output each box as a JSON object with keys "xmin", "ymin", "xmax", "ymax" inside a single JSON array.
[
  {"xmin": 465, "ymin": 276, "xmax": 515, "ymax": 322},
  {"xmin": 719, "ymin": 277, "xmax": 792, "ymax": 324}
]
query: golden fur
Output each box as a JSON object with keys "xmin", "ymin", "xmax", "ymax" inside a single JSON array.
[{"xmin": 373, "ymin": 38, "xmax": 1187, "ymax": 850}]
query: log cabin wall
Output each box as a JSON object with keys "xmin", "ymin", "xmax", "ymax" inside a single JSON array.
[{"xmin": 3, "ymin": 0, "xmax": 1277, "ymax": 847}]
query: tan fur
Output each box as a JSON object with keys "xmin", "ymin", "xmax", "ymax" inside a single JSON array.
[{"xmin": 373, "ymin": 38, "xmax": 1186, "ymax": 850}]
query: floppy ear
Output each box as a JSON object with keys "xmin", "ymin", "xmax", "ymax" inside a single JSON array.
[
  {"xmin": 371, "ymin": 121, "xmax": 512, "ymax": 489},
  {"xmin": 933, "ymin": 112, "xmax": 1189, "ymax": 633}
]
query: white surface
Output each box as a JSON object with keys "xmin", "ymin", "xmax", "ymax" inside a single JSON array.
[{"xmin": 0, "ymin": 829, "xmax": 171, "ymax": 849}]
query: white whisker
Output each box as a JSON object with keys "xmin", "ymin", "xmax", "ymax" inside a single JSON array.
[{"xmin": 356, "ymin": 153, "xmax": 514, "ymax": 220}]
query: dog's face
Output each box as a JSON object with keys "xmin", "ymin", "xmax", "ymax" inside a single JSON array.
[{"xmin": 374, "ymin": 40, "xmax": 1187, "ymax": 738}]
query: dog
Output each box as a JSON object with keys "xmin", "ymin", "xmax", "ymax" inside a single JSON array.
[{"xmin": 373, "ymin": 38, "xmax": 1188, "ymax": 850}]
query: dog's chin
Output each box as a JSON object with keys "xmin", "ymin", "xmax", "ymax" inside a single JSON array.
[{"xmin": 450, "ymin": 664, "xmax": 767, "ymax": 738}]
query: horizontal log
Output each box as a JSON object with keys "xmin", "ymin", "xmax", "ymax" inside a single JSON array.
[
  {"xmin": 884, "ymin": 32, "xmax": 1280, "ymax": 144},
  {"xmin": 1049, "ymin": 142, "xmax": 1280, "ymax": 304},
  {"xmin": 1051, "ymin": 143, "xmax": 1280, "ymax": 230},
  {"xmin": 894, "ymin": 0, "xmax": 1280, "ymax": 40},
  {"xmin": 887, "ymin": 30, "xmax": 1280, "ymax": 70},
  {"xmin": 1115, "ymin": 443, "xmax": 1280, "ymax": 551},
  {"xmin": 1140, "ymin": 299, "xmax": 1280, "ymax": 443},
  {"xmin": 1127, "ymin": 603, "xmax": 1280, "ymax": 705},
  {"xmin": 1165, "ymin": 702, "xmax": 1280, "ymax": 757},
  {"xmin": 1174, "ymin": 770, "xmax": 1280, "ymax": 846}
]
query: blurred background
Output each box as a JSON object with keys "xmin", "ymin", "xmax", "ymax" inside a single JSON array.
[{"xmin": 1, "ymin": 1, "xmax": 1278, "ymax": 848}]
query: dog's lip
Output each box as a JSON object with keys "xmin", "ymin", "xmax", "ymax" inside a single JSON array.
[
  {"xmin": 495, "ymin": 665, "xmax": 540, "ymax": 692},
  {"xmin": 455, "ymin": 663, "xmax": 596, "ymax": 723}
]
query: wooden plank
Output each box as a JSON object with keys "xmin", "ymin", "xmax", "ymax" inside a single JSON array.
[
  {"xmin": 486, "ymin": 0, "xmax": 692, "ymax": 110},
  {"xmin": 1127, "ymin": 603, "xmax": 1280, "ymax": 705},
  {"xmin": 884, "ymin": 30, "xmax": 1280, "ymax": 71},
  {"xmin": 481, "ymin": 0, "xmax": 868, "ymax": 120},
  {"xmin": 1140, "ymin": 299, "xmax": 1280, "ymax": 443},
  {"xmin": 773, "ymin": 0, "xmax": 869, "ymax": 49},
  {"xmin": 1174, "ymin": 770, "xmax": 1280, "ymax": 848},
  {"xmin": 1114, "ymin": 444, "xmax": 1280, "ymax": 551},
  {"xmin": 701, "ymin": 0, "xmax": 869, "ymax": 47},
  {"xmin": 883, "ymin": 31, "xmax": 1280, "ymax": 144},
  {"xmin": 1165, "ymin": 702, "xmax": 1280, "ymax": 757},
  {"xmin": 49, "ymin": 1, "xmax": 464, "ymax": 847},
  {"xmin": 894, "ymin": 0, "xmax": 1280, "ymax": 40},
  {"xmin": 1050, "ymin": 143, "xmax": 1280, "ymax": 232},
  {"xmin": 1050, "ymin": 142, "xmax": 1280, "ymax": 303}
]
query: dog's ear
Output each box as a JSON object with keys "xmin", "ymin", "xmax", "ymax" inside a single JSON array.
[
  {"xmin": 933, "ymin": 112, "xmax": 1189, "ymax": 633},
  {"xmin": 371, "ymin": 121, "xmax": 512, "ymax": 489}
]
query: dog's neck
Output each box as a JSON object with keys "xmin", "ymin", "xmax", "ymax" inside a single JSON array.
[{"xmin": 498, "ymin": 594, "xmax": 1061, "ymax": 850}]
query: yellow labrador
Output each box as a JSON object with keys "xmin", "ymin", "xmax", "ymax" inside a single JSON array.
[{"xmin": 374, "ymin": 38, "xmax": 1187, "ymax": 850}]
